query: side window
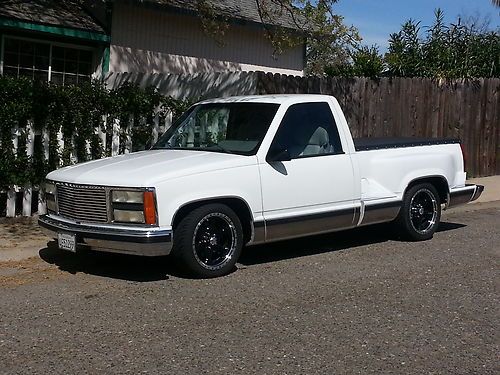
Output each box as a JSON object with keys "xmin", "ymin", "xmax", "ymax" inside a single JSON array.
[{"xmin": 269, "ymin": 102, "xmax": 343, "ymax": 159}]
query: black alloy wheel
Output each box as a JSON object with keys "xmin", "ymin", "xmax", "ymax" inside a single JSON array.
[
  {"xmin": 409, "ymin": 188, "xmax": 439, "ymax": 235},
  {"xmin": 396, "ymin": 183, "xmax": 441, "ymax": 241},
  {"xmin": 192, "ymin": 212, "xmax": 237, "ymax": 270},
  {"xmin": 173, "ymin": 204, "xmax": 243, "ymax": 278}
]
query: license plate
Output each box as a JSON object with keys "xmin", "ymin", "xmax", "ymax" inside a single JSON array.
[{"xmin": 58, "ymin": 233, "xmax": 76, "ymax": 252}]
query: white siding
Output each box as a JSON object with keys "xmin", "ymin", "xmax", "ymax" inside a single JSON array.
[{"xmin": 110, "ymin": 3, "xmax": 304, "ymax": 76}]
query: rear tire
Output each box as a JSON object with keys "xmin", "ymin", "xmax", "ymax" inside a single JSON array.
[
  {"xmin": 172, "ymin": 204, "xmax": 243, "ymax": 278},
  {"xmin": 396, "ymin": 183, "xmax": 441, "ymax": 241}
]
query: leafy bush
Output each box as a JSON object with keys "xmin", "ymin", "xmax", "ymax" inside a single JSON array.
[
  {"xmin": 0, "ymin": 77, "xmax": 192, "ymax": 190},
  {"xmin": 325, "ymin": 45, "xmax": 385, "ymax": 78},
  {"xmin": 325, "ymin": 9, "xmax": 499, "ymax": 79},
  {"xmin": 386, "ymin": 9, "xmax": 500, "ymax": 78}
]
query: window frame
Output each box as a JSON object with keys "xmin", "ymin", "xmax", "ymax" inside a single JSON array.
[
  {"xmin": 0, "ymin": 34, "xmax": 95, "ymax": 83},
  {"xmin": 267, "ymin": 101, "xmax": 345, "ymax": 161}
]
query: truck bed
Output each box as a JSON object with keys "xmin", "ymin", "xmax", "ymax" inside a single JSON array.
[{"xmin": 353, "ymin": 137, "xmax": 460, "ymax": 151}]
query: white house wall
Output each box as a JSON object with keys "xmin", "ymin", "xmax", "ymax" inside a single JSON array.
[{"xmin": 109, "ymin": 3, "xmax": 304, "ymax": 76}]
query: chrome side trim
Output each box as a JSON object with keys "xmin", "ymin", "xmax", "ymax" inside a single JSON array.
[
  {"xmin": 447, "ymin": 184, "xmax": 483, "ymax": 209},
  {"xmin": 249, "ymin": 220, "xmax": 266, "ymax": 245},
  {"xmin": 38, "ymin": 214, "xmax": 172, "ymax": 256},
  {"xmin": 353, "ymin": 206, "xmax": 361, "ymax": 226},
  {"xmin": 360, "ymin": 201, "xmax": 401, "ymax": 226},
  {"xmin": 264, "ymin": 207, "xmax": 356, "ymax": 243},
  {"xmin": 471, "ymin": 185, "xmax": 484, "ymax": 202}
]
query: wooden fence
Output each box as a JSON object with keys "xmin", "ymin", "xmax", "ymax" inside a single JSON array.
[
  {"xmin": 2, "ymin": 74, "xmax": 499, "ymax": 217},
  {"xmin": 1, "ymin": 111, "xmax": 173, "ymax": 218},
  {"xmin": 257, "ymin": 74, "xmax": 500, "ymax": 177}
]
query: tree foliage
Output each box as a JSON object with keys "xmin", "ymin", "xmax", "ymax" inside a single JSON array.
[
  {"xmin": 385, "ymin": 9, "xmax": 500, "ymax": 78},
  {"xmin": 325, "ymin": 45, "xmax": 385, "ymax": 78},
  {"xmin": 194, "ymin": 0, "xmax": 360, "ymax": 75}
]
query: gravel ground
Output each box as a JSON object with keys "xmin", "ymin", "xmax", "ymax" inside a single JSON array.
[{"xmin": 0, "ymin": 203, "xmax": 498, "ymax": 375}]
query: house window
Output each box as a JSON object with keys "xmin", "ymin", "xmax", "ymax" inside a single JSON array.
[
  {"xmin": 1, "ymin": 37, "xmax": 93, "ymax": 84},
  {"xmin": 51, "ymin": 46, "xmax": 93, "ymax": 85}
]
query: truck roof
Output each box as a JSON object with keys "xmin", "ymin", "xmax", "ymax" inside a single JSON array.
[{"xmin": 198, "ymin": 94, "xmax": 336, "ymax": 105}]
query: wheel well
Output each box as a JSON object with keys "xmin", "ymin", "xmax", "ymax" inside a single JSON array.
[
  {"xmin": 405, "ymin": 176, "xmax": 449, "ymax": 203},
  {"xmin": 172, "ymin": 198, "xmax": 254, "ymax": 244}
]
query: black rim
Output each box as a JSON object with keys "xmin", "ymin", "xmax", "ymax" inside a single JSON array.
[
  {"xmin": 409, "ymin": 188, "xmax": 438, "ymax": 234},
  {"xmin": 192, "ymin": 213, "xmax": 237, "ymax": 270}
]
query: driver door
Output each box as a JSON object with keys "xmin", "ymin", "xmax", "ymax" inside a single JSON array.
[{"xmin": 258, "ymin": 102, "xmax": 358, "ymax": 241}]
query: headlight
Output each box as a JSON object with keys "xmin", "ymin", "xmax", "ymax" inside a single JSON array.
[
  {"xmin": 113, "ymin": 209, "xmax": 145, "ymax": 223},
  {"xmin": 112, "ymin": 190, "xmax": 144, "ymax": 203},
  {"xmin": 45, "ymin": 181, "xmax": 56, "ymax": 195},
  {"xmin": 111, "ymin": 189, "xmax": 157, "ymax": 225},
  {"xmin": 45, "ymin": 180, "xmax": 57, "ymax": 213},
  {"xmin": 46, "ymin": 198, "xmax": 57, "ymax": 212}
]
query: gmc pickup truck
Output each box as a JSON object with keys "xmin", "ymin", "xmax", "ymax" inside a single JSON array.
[{"xmin": 39, "ymin": 95, "xmax": 483, "ymax": 277}]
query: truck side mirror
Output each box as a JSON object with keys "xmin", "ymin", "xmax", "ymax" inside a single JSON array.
[{"xmin": 266, "ymin": 148, "xmax": 291, "ymax": 162}]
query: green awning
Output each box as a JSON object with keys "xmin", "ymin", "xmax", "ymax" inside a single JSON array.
[{"xmin": 0, "ymin": 17, "xmax": 110, "ymax": 43}]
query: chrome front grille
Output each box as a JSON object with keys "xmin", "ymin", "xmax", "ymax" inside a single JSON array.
[{"xmin": 56, "ymin": 184, "xmax": 108, "ymax": 223}]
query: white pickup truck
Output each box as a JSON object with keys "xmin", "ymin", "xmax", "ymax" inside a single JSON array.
[{"xmin": 39, "ymin": 95, "xmax": 483, "ymax": 277}]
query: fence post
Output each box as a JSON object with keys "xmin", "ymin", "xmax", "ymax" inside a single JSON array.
[
  {"xmin": 6, "ymin": 125, "xmax": 19, "ymax": 217},
  {"xmin": 124, "ymin": 114, "xmax": 133, "ymax": 153},
  {"xmin": 99, "ymin": 115, "xmax": 107, "ymax": 156},
  {"xmin": 112, "ymin": 118, "xmax": 120, "ymax": 156},
  {"xmin": 57, "ymin": 129, "xmax": 64, "ymax": 166},
  {"xmin": 152, "ymin": 110, "xmax": 160, "ymax": 144},
  {"xmin": 70, "ymin": 134, "xmax": 77, "ymax": 164},
  {"xmin": 22, "ymin": 121, "xmax": 35, "ymax": 216},
  {"xmin": 37, "ymin": 128, "xmax": 50, "ymax": 215},
  {"xmin": 6, "ymin": 190, "xmax": 16, "ymax": 218}
]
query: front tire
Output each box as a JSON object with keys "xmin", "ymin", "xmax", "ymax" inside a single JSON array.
[
  {"xmin": 396, "ymin": 183, "xmax": 441, "ymax": 241},
  {"xmin": 172, "ymin": 204, "xmax": 243, "ymax": 278}
]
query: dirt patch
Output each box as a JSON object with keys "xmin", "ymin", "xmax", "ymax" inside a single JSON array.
[
  {"xmin": 0, "ymin": 216, "xmax": 49, "ymax": 249},
  {"xmin": 0, "ymin": 216, "xmax": 50, "ymax": 262},
  {"xmin": 0, "ymin": 256, "xmax": 67, "ymax": 288}
]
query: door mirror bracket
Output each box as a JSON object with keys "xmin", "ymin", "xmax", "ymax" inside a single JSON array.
[{"xmin": 266, "ymin": 148, "xmax": 291, "ymax": 162}]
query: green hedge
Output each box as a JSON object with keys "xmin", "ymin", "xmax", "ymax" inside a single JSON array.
[{"xmin": 0, "ymin": 77, "xmax": 192, "ymax": 190}]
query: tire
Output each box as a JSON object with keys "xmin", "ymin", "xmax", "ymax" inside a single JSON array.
[
  {"xmin": 396, "ymin": 183, "xmax": 441, "ymax": 241},
  {"xmin": 172, "ymin": 204, "xmax": 244, "ymax": 278}
]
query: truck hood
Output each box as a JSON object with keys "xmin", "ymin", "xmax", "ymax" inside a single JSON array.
[{"xmin": 47, "ymin": 150, "xmax": 256, "ymax": 187}]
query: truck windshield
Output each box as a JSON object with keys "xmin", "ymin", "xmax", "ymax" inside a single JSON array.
[{"xmin": 153, "ymin": 102, "xmax": 280, "ymax": 155}]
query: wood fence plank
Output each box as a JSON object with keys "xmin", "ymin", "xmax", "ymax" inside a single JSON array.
[
  {"xmin": 111, "ymin": 118, "xmax": 120, "ymax": 157},
  {"xmin": 23, "ymin": 121, "xmax": 35, "ymax": 216}
]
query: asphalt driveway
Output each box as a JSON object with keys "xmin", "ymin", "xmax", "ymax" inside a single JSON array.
[{"xmin": 0, "ymin": 202, "xmax": 498, "ymax": 374}]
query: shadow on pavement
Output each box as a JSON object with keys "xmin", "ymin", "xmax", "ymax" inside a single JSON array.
[
  {"xmin": 38, "ymin": 220, "xmax": 466, "ymax": 281},
  {"xmin": 436, "ymin": 221, "xmax": 466, "ymax": 232},
  {"xmin": 39, "ymin": 241, "xmax": 179, "ymax": 282},
  {"xmin": 239, "ymin": 221, "xmax": 466, "ymax": 266}
]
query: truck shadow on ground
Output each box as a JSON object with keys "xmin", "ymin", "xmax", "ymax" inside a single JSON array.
[
  {"xmin": 239, "ymin": 221, "xmax": 465, "ymax": 265},
  {"xmin": 38, "ymin": 221, "xmax": 465, "ymax": 281},
  {"xmin": 39, "ymin": 243, "xmax": 177, "ymax": 282}
]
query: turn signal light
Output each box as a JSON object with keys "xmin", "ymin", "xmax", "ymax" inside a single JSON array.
[{"xmin": 143, "ymin": 191, "xmax": 157, "ymax": 225}]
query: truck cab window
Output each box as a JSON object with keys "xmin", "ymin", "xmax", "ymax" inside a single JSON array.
[
  {"xmin": 270, "ymin": 102, "xmax": 343, "ymax": 159},
  {"xmin": 154, "ymin": 103, "xmax": 279, "ymax": 155}
]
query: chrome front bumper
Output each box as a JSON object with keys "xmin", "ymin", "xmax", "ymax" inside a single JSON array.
[
  {"xmin": 446, "ymin": 184, "xmax": 484, "ymax": 209},
  {"xmin": 38, "ymin": 214, "xmax": 173, "ymax": 256}
]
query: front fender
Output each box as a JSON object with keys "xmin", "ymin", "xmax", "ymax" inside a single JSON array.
[{"xmin": 154, "ymin": 164, "xmax": 263, "ymax": 227}]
